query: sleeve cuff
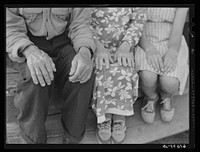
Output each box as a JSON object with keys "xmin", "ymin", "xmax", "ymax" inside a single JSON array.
[
  {"xmin": 8, "ymin": 38, "xmax": 34, "ymax": 63},
  {"xmin": 73, "ymin": 39, "xmax": 96, "ymax": 54}
]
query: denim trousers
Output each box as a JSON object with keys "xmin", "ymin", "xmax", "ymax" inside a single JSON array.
[{"xmin": 12, "ymin": 31, "xmax": 95, "ymax": 144}]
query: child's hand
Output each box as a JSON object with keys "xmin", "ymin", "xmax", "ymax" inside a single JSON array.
[
  {"xmin": 145, "ymin": 46, "xmax": 163, "ymax": 73},
  {"xmin": 115, "ymin": 41, "xmax": 134, "ymax": 68},
  {"xmin": 95, "ymin": 42, "xmax": 113, "ymax": 71},
  {"xmin": 163, "ymin": 48, "xmax": 178, "ymax": 74}
]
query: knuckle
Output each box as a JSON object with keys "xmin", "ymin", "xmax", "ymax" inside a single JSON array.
[
  {"xmin": 43, "ymin": 73, "xmax": 48, "ymax": 78},
  {"xmin": 47, "ymin": 68, "xmax": 52, "ymax": 73}
]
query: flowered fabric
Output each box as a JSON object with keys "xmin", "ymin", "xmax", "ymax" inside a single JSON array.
[{"xmin": 91, "ymin": 8, "xmax": 147, "ymax": 123}]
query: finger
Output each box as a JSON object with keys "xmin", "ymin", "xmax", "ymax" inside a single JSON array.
[
  {"xmin": 158, "ymin": 57, "xmax": 164, "ymax": 72},
  {"xmin": 69, "ymin": 59, "xmax": 77, "ymax": 76},
  {"xmin": 99, "ymin": 57, "xmax": 103, "ymax": 71},
  {"xmin": 163, "ymin": 58, "xmax": 169, "ymax": 73},
  {"xmin": 122, "ymin": 57, "xmax": 127, "ymax": 67},
  {"xmin": 50, "ymin": 58, "xmax": 56, "ymax": 72},
  {"xmin": 69, "ymin": 63, "xmax": 84, "ymax": 82},
  {"xmin": 40, "ymin": 63, "xmax": 51, "ymax": 85},
  {"xmin": 170, "ymin": 63, "xmax": 176, "ymax": 72},
  {"xmin": 127, "ymin": 57, "xmax": 132, "ymax": 67},
  {"xmin": 80, "ymin": 71, "xmax": 92, "ymax": 84},
  {"xmin": 131, "ymin": 58, "xmax": 135, "ymax": 68},
  {"xmin": 35, "ymin": 65, "xmax": 46, "ymax": 87},
  {"xmin": 118, "ymin": 56, "xmax": 122, "ymax": 66},
  {"xmin": 163, "ymin": 60, "xmax": 171, "ymax": 74},
  {"xmin": 29, "ymin": 65, "xmax": 38, "ymax": 85},
  {"xmin": 95, "ymin": 58, "xmax": 99, "ymax": 70},
  {"xmin": 166, "ymin": 62, "xmax": 174, "ymax": 74},
  {"xmin": 154, "ymin": 57, "xmax": 160, "ymax": 72},
  {"xmin": 149, "ymin": 58, "xmax": 157, "ymax": 71},
  {"xmin": 78, "ymin": 66, "xmax": 87, "ymax": 80},
  {"xmin": 104, "ymin": 57, "xmax": 110, "ymax": 69},
  {"xmin": 147, "ymin": 58, "xmax": 153, "ymax": 69},
  {"xmin": 45, "ymin": 60, "xmax": 54, "ymax": 81}
]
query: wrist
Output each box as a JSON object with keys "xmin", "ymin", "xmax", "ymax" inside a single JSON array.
[
  {"xmin": 22, "ymin": 45, "xmax": 39, "ymax": 58},
  {"xmin": 122, "ymin": 41, "xmax": 131, "ymax": 51},
  {"xmin": 79, "ymin": 47, "xmax": 93, "ymax": 58}
]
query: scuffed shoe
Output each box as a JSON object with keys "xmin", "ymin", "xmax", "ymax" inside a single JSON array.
[
  {"xmin": 111, "ymin": 121, "xmax": 126, "ymax": 144},
  {"xmin": 141, "ymin": 96, "xmax": 159, "ymax": 124},
  {"xmin": 160, "ymin": 97, "xmax": 175, "ymax": 122},
  {"xmin": 96, "ymin": 120, "xmax": 112, "ymax": 144}
]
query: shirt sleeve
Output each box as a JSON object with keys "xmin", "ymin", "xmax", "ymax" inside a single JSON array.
[
  {"xmin": 6, "ymin": 8, "xmax": 35, "ymax": 63},
  {"xmin": 68, "ymin": 8, "xmax": 96, "ymax": 53},
  {"xmin": 122, "ymin": 7, "xmax": 147, "ymax": 49}
]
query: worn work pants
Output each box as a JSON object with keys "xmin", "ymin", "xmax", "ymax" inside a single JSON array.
[{"xmin": 13, "ymin": 31, "xmax": 95, "ymax": 143}]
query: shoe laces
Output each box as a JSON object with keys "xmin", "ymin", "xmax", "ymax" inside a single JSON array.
[
  {"xmin": 112, "ymin": 121, "xmax": 126, "ymax": 132},
  {"xmin": 142, "ymin": 100, "xmax": 155, "ymax": 112},
  {"xmin": 98, "ymin": 120, "xmax": 111, "ymax": 131},
  {"xmin": 160, "ymin": 98, "xmax": 171, "ymax": 110}
]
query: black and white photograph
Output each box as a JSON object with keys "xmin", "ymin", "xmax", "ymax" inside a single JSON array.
[{"xmin": 5, "ymin": 4, "xmax": 195, "ymax": 149}]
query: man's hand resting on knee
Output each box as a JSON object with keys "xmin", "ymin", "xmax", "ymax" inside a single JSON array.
[
  {"xmin": 22, "ymin": 45, "xmax": 56, "ymax": 87},
  {"xmin": 69, "ymin": 47, "xmax": 93, "ymax": 83}
]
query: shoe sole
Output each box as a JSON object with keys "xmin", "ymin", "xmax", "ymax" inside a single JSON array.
[
  {"xmin": 96, "ymin": 132, "xmax": 111, "ymax": 144},
  {"xmin": 111, "ymin": 136, "xmax": 124, "ymax": 144}
]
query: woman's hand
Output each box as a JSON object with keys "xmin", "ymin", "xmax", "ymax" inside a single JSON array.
[
  {"xmin": 163, "ymin": 48, "xmax": 178, "ymax": 74},
  {"xmin": 115, "ymin": 41, "xmax": 134, "ymax": 68},
  {"xmin": 145, "ymin": 46, "xmax": 164, "ymax": 73}
]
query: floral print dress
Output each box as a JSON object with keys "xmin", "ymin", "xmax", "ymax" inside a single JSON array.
[{"xmin": 91, "ymin": 8, "xmax": 147, "ymax": 123}]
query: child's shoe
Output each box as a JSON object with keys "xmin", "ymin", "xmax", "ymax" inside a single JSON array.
[
  {"xmin": 96, "ymin": 120, "xmax": 112, "ymax": 144},
  {"xmin": 111, "ymin": 121, "xmax": 126, "ymax": 144},
  {"xmin": 141, "ymin": 96, "xmax": 159, "ymax": 123},
  {"xmin": 160, "ymin": 97, "xmax": 175, "ymax": 122}
]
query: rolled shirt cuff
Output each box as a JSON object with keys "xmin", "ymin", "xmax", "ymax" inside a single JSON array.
[
  {"xmin": 8, "ymin": 38, "xmax": 34, "ymax": 63},
  {"xmin": 73, "ymin": 38, "xmax": 96, "ymax": 54}
]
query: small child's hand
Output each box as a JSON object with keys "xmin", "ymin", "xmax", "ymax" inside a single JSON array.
[
  {"xmin": 115, "ymin": 41, "xmax": 134, "ymax": 68},
  {"xmin": 95, "ymin": 41, "xmax": 113, "ymax": 71}
]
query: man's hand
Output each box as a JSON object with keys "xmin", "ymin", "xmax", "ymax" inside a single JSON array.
[
  {"xmin": 145, "ymin": 46, "xmax": 164, "ymax": 73},
  {"xmin": 115, "ymin": 41, "xmax": 134, "ymax": 68},
  {"xmin": 69, "ymin": 47, "xmax": 93, "ymax": 83},
  {"xmin": 163, "ymin": 48, "xmax": 178, "ymax": 74},
  {"xmin": 23, "ymin": 45, "xmax": 56, "ymax": 87}
]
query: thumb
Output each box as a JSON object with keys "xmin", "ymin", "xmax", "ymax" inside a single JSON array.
[
  {"xmin": 50, "ymin": 59, "xmax": 56, "ymax": 72},
  {"xmin": 69, "ymin": 59, "xmax": 77, "ymax": 76}
]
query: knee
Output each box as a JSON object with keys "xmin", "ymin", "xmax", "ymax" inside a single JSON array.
[
  {"xmin": 139, "ymin": 70, "xmax": 158, "ymax": 88},
  {"xmin": 159, "ymin": 76, "xmax": 179, "ymax": 95}
]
